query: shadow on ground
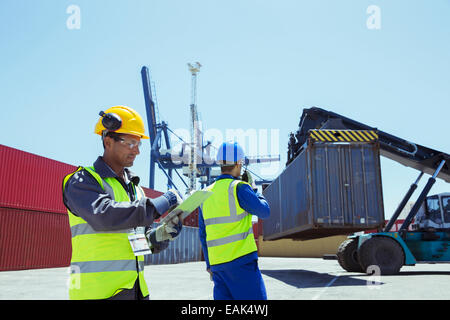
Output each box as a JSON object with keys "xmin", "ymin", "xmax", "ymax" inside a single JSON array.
[
  {"xmin": 261, "ymin": 269, "xmax": 384, "ymax": 288},
  {"xmin": 396, "ymin": 271, "xmax": 450, "ymax": 276}
]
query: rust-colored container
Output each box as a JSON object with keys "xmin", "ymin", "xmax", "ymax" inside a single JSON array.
[
  {"xmin": 0, "ymin": 144, "xmax": 76, "ymax": 213},
  {"xmin": 142, "ymin": 187, "xmax": 163, "ymax": 199},
  {"xmin": 0, "ymin": 145, "xmax": 75, "ymax": 270},
  {"xmin": 0, "ymin": 144, "xmax": 172, "ymax": 270},
  {"xmin": 0, "ymin": 207, "xmax": 72, "ymax": 271},
  {"xmin": 183, "ymin": 208, "xmax": 199, "ymax": 227}
]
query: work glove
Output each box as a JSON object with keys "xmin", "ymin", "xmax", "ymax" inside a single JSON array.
[
  {"xmin": 154, "ymin": 215, "xmax": 183, "ymax": 242},
  {"xmin": 164, "ymin": 188, "xmax": 184, "ymax": 211},
  {"xmin": 242, "ymin": 169, "xmax": 252, "ymax": 184},
  {"xmin": 145, "ymin": 227, "xmax": 169, "ymax": 254}
]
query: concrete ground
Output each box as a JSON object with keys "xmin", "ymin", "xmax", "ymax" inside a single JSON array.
[{"xmin": 1, "ymin": 257, "xmax": 449, "ymax": 300}]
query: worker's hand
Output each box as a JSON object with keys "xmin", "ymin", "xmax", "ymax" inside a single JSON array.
[
  {"xmin": 165, "ymin": 188, "xmax": 184, "ymax": 213},
  {"xmin": 168, "ymin": 188, "xmax": 184, "ymax": 205},
  {"xmin": 166, "ymin": 215, "xmax": 182, "ymax": 235},
  {"xmin": 242, "ymin": 169, "xmax": 252, "ymax": 183},
  {"xmin": 145, "ymin": 228, "xmax": 169, "ymax": 253},
  {"xmin": 242, "ymin": 170, "xmax": 257, "ymax": 192},
  {"xmin": 154, "ymin": 215, "xmax": 183, "ymax": 242}
]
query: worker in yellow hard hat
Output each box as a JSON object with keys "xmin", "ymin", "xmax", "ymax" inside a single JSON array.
[
  {"xmin": 94, "ymin": 105, "xmax": 150, "ymax": 139},
  {"xmin": 62, "ymin": 105, "xmax": 184, "ymax": 300}
]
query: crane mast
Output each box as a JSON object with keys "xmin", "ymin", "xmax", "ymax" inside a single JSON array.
[{"xmin": 187, "ymin": 62, "xmax": 202, "ymax": 193}]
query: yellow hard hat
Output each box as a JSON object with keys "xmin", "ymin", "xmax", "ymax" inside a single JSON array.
[{"xmin": 94, "ymin": 105, "xmax": 149, "ymax": 139}]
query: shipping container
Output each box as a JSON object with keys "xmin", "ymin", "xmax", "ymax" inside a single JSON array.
[
  {"xmin": 182, "ymin": 208, "xmax": 199, "ymax": 227},
  {"xmin": 0, "ymin": 145, "xmax": 74, "ymax": 271},
  {"xmin": 0, "ymin": 207, "xmax": 72, "ymax": 271},
  {"xmin": 142, "ymin": 187, "xmax": 164, "ymax": 199},
  {"xmin": 0, "ymin": 144, "xmax": 170, "ymax": 213},
  {"xmin": 262, "ymin": 141, "xmax": 385, "ymax": 241},
  {"xmin": 0, "ymin": 144, "xmax": 199, "ymax": 270},
  {"xmin": 0, "ymin": 144, "xmax": 77, "ymax": 214},
  {"xmin": 145, "ymin": 223, "xmax": 202, "ymax": 265}
]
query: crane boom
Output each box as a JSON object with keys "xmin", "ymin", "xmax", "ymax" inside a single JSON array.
[{"xmin": 287, "ymin": 107, "xmax": 450, "ymax": 183}]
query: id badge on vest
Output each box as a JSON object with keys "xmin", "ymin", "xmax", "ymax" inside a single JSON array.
[{"xmin": 128, "ymin": 227, "xmax": 151, "ymax": 256}]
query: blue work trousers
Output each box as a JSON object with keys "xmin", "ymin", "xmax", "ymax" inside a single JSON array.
[{"xmin": 212, "ymin": 259, "xmax": 267, "ymax": 300}]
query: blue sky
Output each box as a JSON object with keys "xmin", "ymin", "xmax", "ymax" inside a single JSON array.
[{"xmin": 1, "ymin": 1, "xmax": 449, "ymax": 218}]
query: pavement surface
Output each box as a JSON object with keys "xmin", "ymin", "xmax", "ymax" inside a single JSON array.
[{"xmin": 1, "ymin": 257, "xmax": 449, "ymax": 300}]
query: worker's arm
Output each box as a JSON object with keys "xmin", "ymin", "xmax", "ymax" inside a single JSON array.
[
  {"xmin": 236, "ymin": 182, "xmax": 270, "ymax": 219},
  {"xmin": 63, "ymin": 169, "xmax": 176, "ymax": 231},
  {"xmin": 198, "ymin": 207, "xmax": 211, "ymax": 270}
]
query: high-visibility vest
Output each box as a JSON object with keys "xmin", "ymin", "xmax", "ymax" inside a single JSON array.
[
  {"xmin": 202, "ymin": 178, "xmax": 257, "ymax": 266},
  {"xmin": 63, "ymin": 166, "xmax": 149, "ymax": 300}
]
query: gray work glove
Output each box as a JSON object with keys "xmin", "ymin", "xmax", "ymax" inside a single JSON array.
[
  {"xmin": 154, "ymin": 215, "xmax": 183, "ymax": 242},
  {"xmin": 145, "ymin": 227, "xmax": 168, "ymax": 254},
  {"xmin": 165, "ymin": 188, "xmax": 184, "ymax": 211}
]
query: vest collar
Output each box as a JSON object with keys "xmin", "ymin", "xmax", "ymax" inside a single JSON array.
[
  {"xmin": 93, "ymin": 156, "xmax": 140, "ymax": 185},
  {"xmin": 215, "ymin": 174, "xmax": 238, "ymax": 181}
]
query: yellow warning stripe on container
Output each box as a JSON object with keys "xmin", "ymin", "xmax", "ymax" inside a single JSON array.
[{"xmin": 309, "ymin": 129, "xmax": 378, "ymax": 142}]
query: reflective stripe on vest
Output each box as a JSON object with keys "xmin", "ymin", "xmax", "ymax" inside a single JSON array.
[
  {"xmin": 63, "ymin": 166, "xmax": 149, "ymax": 300},
  {"xmin": 71, "ymin": 260, "xmax": 145, "ymax": 273},
  {"xmin": 203, "ymin": 181, "xmax": 250, "ymax": 226},
  {"xmin": 202, "ymin": 179, "xmax": 257, "ymax": 265},
  {"xmin": 70, "ymin": 223, "xmax": 134, "ymax": 238},
  {"xmin": 206, "ymin": 226, "xmax": 254, "ymax": 247}
]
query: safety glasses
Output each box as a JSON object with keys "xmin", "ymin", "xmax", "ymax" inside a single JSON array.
[{"xmin": 116, "ymin": 137, "xmax": 142, "ymax": 149}]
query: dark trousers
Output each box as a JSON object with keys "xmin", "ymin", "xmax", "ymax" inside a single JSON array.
[
  {"xmin": 212, "ymin": 259, "xmax": 267, "ymax": 300},
  {"xmin": 106, "ymin": 280, "xmax": 149, "ymax": 300}
]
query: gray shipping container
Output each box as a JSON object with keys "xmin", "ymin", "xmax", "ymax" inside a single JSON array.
[
  {"xmin": 145, "ymin": 224, "xmax": 202, "ymax": 265},
  {"xmin": 262, "ymin": 141, "xmax": 385, "ymax": 241}
]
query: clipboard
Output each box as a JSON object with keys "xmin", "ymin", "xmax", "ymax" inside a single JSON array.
[{"xmin": 159, "ymin": 190, "xmax": 212, "ymax": 224}]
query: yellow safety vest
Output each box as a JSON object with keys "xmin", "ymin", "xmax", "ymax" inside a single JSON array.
[
  {"xmin": 63, "ymin": 166, "xmax": 149, "ymax": 300},
  {"xmin": 202, "ymin": 178, "xmax": 257, "ymax": 266}
]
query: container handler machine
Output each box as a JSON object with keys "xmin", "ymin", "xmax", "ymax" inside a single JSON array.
[{"xmin": 275, "ymin": 107, "xmax": 450, "ymax": 275}]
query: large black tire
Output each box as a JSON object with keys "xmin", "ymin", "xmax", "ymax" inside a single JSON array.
[
  {"xmin": 358, "ymin": 236, "xmax": 404, "ymax": 275},
  {"xmin": 337, "ymin": 238, "xmax": 364, "ymax": 272}
]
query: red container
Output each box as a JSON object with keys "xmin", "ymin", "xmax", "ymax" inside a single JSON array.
[
  {"xmin": 142, "ymin": 187, "xmax": 163, "ymax": 199},
  {"xmin": 0, "ymin": 144, "xmax": 77, "ymax": 214},
  {"xmin": 254, "ymin": 219, "xmax": 263, "ymax": 239},
  {"xmin": 183, "ymin": 208, "xmax": 199, "ymax": 227},
  {"xmin": 364, "ymin": 219, "xmax": 412, "ymax": 233},
  {"xmin": 0, "ymin": 207, "xmax": 72, "ymax": 271},
  {"xmin": 0, "ymin": 144, "xmax": 169, "ymax": 271}
]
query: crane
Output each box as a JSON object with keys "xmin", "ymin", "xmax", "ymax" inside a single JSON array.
[
  {"xmin": 264, "ymin": 106, "xmax": 450, "ymax": 275},
  {"xmin": 141, "ymin": 65, "xmax": 280, "ymax": 194},
  {"xmin": 187, "ymin": 62, "xmax": 202, "ymax": 193}
]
